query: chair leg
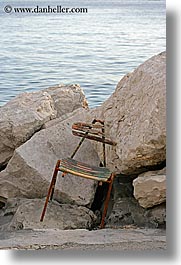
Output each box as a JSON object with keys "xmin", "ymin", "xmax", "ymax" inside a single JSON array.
[
  {"xmin": 40, "ymin": 160, "xmax": 60, "ymax": 222},
  {"xmin": 50, "ymin": 166, "xmax": 59, "ymax": 201},
  {"xmin": 100, "ymin": 173, "xmax": 114, "ymax": 229}
]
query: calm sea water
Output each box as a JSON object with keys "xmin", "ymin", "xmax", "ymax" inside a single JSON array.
[{"xmin": 0, "ymin": 0, "xmax": 166, "ymax": 108}]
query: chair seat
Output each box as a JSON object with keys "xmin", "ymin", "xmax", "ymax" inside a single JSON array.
[{"xmin": 59, "ymin": 158, "xmax": 111, "ymax": 182}]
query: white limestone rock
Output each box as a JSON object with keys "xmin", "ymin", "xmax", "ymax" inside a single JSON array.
[
  {"xmin": 0, "ymin": 91, "xmax": 56, "ymax": 167},
  {"xmin": 133, "ymin": 168, "xmax": 166, "ymax": 208},
  {"xmin": 92, "ymin": 51, "xmax": 166, "ymax": 174}
]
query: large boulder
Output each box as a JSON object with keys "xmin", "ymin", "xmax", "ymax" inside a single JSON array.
[
  {"xmin": 133, "ymin": 168, "xmax": 166, "ymax": 208},
  {"xmin": 1, "ymin": 198, "xmax": 97, "ymax": 231},
  {"xmin": 0, "ymin": 91, "xmax": 56, "ymax": 168},
  {"xmin": 0, "ymin": 84, "xmax": 87, "ymax": 168},
  {"xmin": 0, "ymin": 109, "xmax": 99, "ymax": 207},
  {"xmin": 92, "ymin": 51, "xmax": 166, "ymax": 174}
]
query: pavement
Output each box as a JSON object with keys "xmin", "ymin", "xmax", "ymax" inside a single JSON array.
[{"xmin": 0, "ymin": 228, "xmax": 166, "ymax": 251}]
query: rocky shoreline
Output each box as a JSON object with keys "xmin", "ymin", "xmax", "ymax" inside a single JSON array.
[{"xmin": 0, "ymin": 51, "xmax": 166, "ymax": 250}]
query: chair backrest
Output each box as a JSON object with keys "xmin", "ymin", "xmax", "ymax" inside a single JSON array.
[{"xmin": 71, "ymin": 119, "xmax": 116, "ymax": 167}]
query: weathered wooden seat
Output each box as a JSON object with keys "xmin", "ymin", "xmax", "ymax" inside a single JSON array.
[
  {"xmin": 59, "ymin": 157, "xmax": 112, "ymax": 182},
  {"xmin": 40, "ymin": 119, "xmax": 116, "ymax": 228}
]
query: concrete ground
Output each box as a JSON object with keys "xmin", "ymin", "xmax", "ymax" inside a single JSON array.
[{"xmin": 0, "ymin": 228, "xmax": 166, "ymax": 251}]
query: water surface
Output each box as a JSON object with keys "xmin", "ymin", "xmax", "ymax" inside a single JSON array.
[{"xmin": 0, "ymin": 0, "xmax": 166, "ymax": 107}]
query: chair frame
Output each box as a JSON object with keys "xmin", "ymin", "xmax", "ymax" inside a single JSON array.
[{"xmin": 40, "ymin": 119, "xmax": 116, "ymax": 228}]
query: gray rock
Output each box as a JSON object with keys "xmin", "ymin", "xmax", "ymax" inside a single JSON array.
[
  {"xmin": 146, "ymin": 203, "xmax": 166, "ymax": 228},
  {"xmin": 106, "ymin": 197, "xmax": 166, "ymax": 229},
  {"xmin": 0, "ymin": 91, "xmax": 56, "ymax": 167},
  {"xmin": 133, "ymin": 168, "xmax": 166, "ymax": 208},
  {"xmin": 0, "ymin": 84, "xmax": 87, "ymax": 168},
  {"xmin": 106, "ymin": 197, "xmax": 148, "ymax": 228},
  {"xmin": 2, "ymin": 198, "xmax": 97, "ymax": 231},
  {"xmin": 44, "ymin": 84, "xmax": 88, "ymax": 118},
  {"xmin": 92, "ymin": 51, "xmax": 166, "ymax": 175},
  {"xmin": 0, "ymin": 109, "xmax": 99, "ymax": 207}
]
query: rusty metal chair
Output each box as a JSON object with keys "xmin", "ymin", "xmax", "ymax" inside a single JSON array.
[{"xmin": 40, "ymin": 119, "xmax": 116, "ymax": 228}]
